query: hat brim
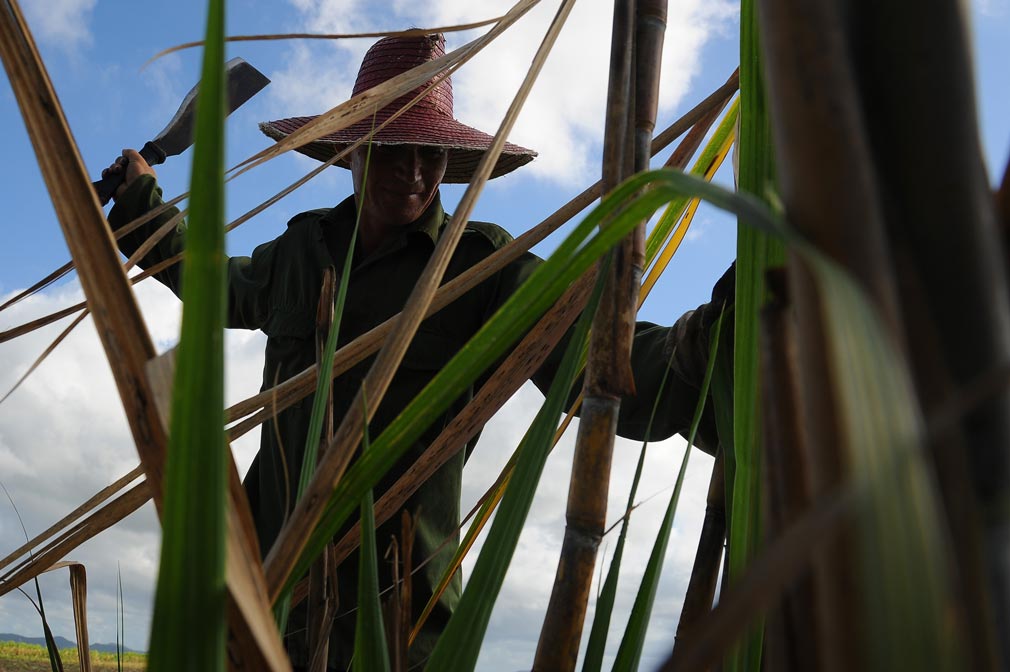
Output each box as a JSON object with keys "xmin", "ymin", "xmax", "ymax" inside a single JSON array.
[{"xmin": 259, "ymin": 108, "xmax": 536, "ymax": 183}]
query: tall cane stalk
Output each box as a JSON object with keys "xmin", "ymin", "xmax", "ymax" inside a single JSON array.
[{"xmin": 534, "ymin": 1, "xmax": 668, "ymax": 668}]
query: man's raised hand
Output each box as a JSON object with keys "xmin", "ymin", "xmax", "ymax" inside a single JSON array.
[{"xmin": 100, "ymin": 149, "xmax": 157, "ymax": 203}]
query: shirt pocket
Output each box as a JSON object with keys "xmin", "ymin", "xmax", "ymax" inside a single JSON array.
[
  {"xmin": 400, "ymin": 324, "xmax": 457, "ymax": 372},
  {"xmin": 262, "ymin": 305, "xmax": 315, "ymax": 340}
]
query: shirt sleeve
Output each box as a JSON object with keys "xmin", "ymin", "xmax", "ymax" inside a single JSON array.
[
  {"xmin": 107, "ymin": 174, "xmax": 185, "ymax": 295},
  {"xmin": 488, "ymin": 250, "xmax": 727, "ymax": 455},
  {"xmin": 106, "ymin": 174, "xmax": 278, "ymax": 331}
]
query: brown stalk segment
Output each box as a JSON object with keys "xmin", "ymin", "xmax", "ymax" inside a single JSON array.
[
  {"xmin": 223, "ymin": 466, "xmax": 289, "ymax": 672},
  {"xmin": 0, "ymin": 0, "xmax": 176, "ymax": 501},
  {"xmin": 152, "ymin": 19, "xmax": 515, "ymax": 61},
  {"xmin": 534, "ymin": 0, "xmax": 641, "ymax": 667},
  {"xmin": 591, "ymin": 0, "xmax": 639, "ymax": 399},
  {"xmin": 756, "ymin": 0, "xmax": 903, "ymax": 325},
  {"xmin": 628, "ymin": 0, "xmax": 666, "ymax": 307},
  {"xmin": 846, "ymin": 4, "xmax": 1010, "ymax": 667},
  {"xmin": 147, "ymin": 351, "xmax": 288, "ymax": 672},
  {"xmin": 397, "ymin": 511, "xmax": 414, "ymax": 668},
  {"xmin": 662, "ymin": 73, "xmax": 737, "ymax": 172},
  {"xmin": 0, "ymin": 190, "xmax": 183, "ymax": 318},
  {"xmin": 0, "ymin": 482, "xmax": 150, "ymax": 597},
  {"xmin": 658, "ymin": 485, "xmax": 855, "ymax": 672},
  {"xmin": 0, "ymin": 200, "xmax": 189, "ymax": 344},
  {"xmin": 0, "ymin": 303, "xmax": 83, "ymax": 344},
  {"xmin": 999, "ymin": 151, "xmax": 1010, "ymax": 267},
  {"xmin": 671, "ymin": 451, "xmax": 726, "ymax": 666},
  {"xmin": 0, "ymin": 310, "xmax": 88, "ymax": 405},
  {"xmin": 263, "ymin": 0, "xmax": 578, "ymax": 599},
  {"xmin": 756, "ymin": 269, "xmax": 817, "ymax": 672},
  {"xmin": 307, "ymin": 268, "xmax": 337, "ymax": 672},
  {"xmin": 756, "ymin": 0, "xmax": 907, "ymax": 667},
  {"xmin": 0, "ymin": 260, "xmax": 72, "ymax": 312},
  {"xmin": 332, "ymin": 272, "xmax": 596, "ymax": 566},
  {"xmin": 0, "ymin": 465, "xmax": 143, "ymax": 574},
  {"xmin": 68, "ymin": 564, "xmax": 91, "ymax": 672},
  {"xmin": 382, "ymin": 539, "xmax": 403, "ymax": 672}
]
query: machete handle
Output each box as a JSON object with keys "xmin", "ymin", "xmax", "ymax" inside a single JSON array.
[{"xmin": 92, "ymin": 141, "xmax": 168, "ymax": 206}]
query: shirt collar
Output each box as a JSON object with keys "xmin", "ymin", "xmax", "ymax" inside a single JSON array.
[{"xmin": 322, "ymin": 192, "xmax": 446, "ymax": 248}]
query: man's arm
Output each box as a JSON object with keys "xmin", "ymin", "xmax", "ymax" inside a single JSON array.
[
  {"xmin": 519, "ymin": 262, "xmax": 734, "ymax": 456},
  {"xmin": 108, "ymin": 171, "xmax": 186, "ymax": 296},
  {"xmin": 104, "ymin": 149, "xmax": 279, "ymax": 331}
]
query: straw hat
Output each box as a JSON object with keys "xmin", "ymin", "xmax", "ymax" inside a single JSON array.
[{"xmin": 259, "ymin": 33, "xmax": 537, "ymax": 183}]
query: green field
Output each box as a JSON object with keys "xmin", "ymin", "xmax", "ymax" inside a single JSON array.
[{"xmin": 0, "ymin": 641, "xmax": 146, "ymax": 671}]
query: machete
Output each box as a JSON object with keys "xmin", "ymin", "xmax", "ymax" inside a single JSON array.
[{"xmin": 93, "ymin": 57, "xmax": 270, "ymax": 205}]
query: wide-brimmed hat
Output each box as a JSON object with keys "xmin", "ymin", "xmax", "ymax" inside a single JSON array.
[{"xmin": 259, "ymin": 33, "xmax": 536, "ymax": 183}]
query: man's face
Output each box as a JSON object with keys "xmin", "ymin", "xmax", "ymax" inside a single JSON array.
[{"xmin": 350, "ymin": 144, "xmax": 449, "ymax": 231}]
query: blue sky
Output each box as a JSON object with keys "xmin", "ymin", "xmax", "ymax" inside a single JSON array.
[{"xmin": 1, "ymin": 0, "xmax": 1007, "ymax": 669}]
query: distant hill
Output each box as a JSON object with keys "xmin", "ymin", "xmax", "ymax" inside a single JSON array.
[
  {"xmin": 0, "ymin": 632, "xmax": 143, "ymax": 654},
  {"xmin": 91, "ymin": 641, "xmax": 144, "ymax": 654}
]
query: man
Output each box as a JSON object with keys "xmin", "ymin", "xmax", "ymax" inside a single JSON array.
[{"xmin": 104, "ymin": 33, "xmax": 727, "ymax": 670}]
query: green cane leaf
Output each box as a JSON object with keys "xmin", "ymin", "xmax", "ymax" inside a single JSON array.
[
  {"xmin": 724, "ymin": 2, "xmax": 783, "ymax": 669},
  {"xmin": 354, "ymin": 393, "xmax": 391, "ymax": 672},
  {"xmin": 423, "ymin": 255, "xmax": 610, "ymax": 671},
  {"xmin": 611, "ymin": 307, "xmax": 725, "ymax": 671},
  {"xmin": 147, "ymin": 2, "xmax": 228, "ymax": 670}
]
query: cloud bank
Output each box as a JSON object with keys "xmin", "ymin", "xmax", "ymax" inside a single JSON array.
[{"xmin": 21, "ymin": 0, "xmax": 97, "ymax": 50}]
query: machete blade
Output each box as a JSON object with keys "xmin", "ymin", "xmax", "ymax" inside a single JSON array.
[
  {"xmin": 93, "ymin": 57, "xmax": 270, "ymax": 205},
  {"xmin": 153, "ymin": 57, "xmax": 271, "ymax": 157}
]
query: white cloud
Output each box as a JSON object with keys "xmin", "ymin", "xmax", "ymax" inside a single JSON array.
[
  {"xmin": 266, "ymin": 42, "xmax": 358, "ymax": 118},
  {"xmin": 139, "ymin": 53, "xmax": 188, "ymax": 140},
  {"xmin": 21, "ymin": 0, "xmax": 97, "ymax": 50},
  {"xmin": 975, "ymin": 0, "xmax": 1009, "ymax": 17},
  {"xmin": 0, "ymin": 279, "xmax": 264, "ymax": 650},
  {"xmin": 274, "ymin": 0, "xmax": 736, "ymax": 186},
  {"xmin": 685, "ymin": 217, "xmax": 710, "ymax": 243}
]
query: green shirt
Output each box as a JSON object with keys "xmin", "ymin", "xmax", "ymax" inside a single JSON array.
[{"xmin": 109, "ymin": 175, "xmax": 721, "ymax": 669}]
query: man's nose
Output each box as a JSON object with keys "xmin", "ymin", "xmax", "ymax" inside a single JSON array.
[{"xmin": 393, "ymin": 147, "xmax": 423, "ymax": 183}]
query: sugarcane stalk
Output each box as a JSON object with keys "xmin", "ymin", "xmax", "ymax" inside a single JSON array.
[
  {"xmin": 382, "ymin": 537, "xmax": 403, "ymax": 672},
  {"xmin": 757, "ymin": 269, "xmax": 816, "ymax": 672},
  {"xmin": 306, "ymin": 268, "xmax": 337, "ymax": 672},
  {"xmin": 755, "ymin": 0, "xmax": 909, "ymax": 668},
  {"xmin": 671, "ymin": 450, "xmax": 726, "ymax": 666},
  {"xmin": 397, "ymin": 511, "xmax": 414, "ymax": 670},
  {"xmin": 534, "ymin": 1, "xmax": 669, "ymax": 669},
  {"xmin": 846, "ymin": 3, "xmax": 1009, "ymax": 667},
  {"xmin": 999, "ymin": 152, "xmax": 1009, "ymax": 268},
  {"xmin": 532, "ymin": 1, "xmax": 634, "ymax": 667}
]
